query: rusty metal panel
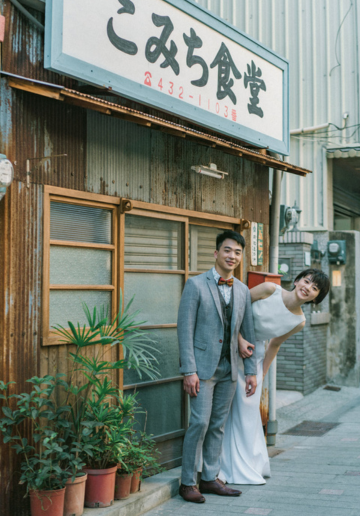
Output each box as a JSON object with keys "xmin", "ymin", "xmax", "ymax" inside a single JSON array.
[
  {"xmin": 7, "ymin": 83, "xmax": 86, "ymax": 190},
  {"xmin": 87, "ymin": 111, "xmax": 270, "ymax": 218},
  {"xmin": 2, "ymin": 1, "xmax": 76, "ymax": 87},
  {"xmin": 87, "ymin": 110, "xmax": 270, "ymax": 278},
  {"xmin": 0, "ymin": 76, "xmax": 13, "ymax": 156},
  {"xmin": 0, "ymin": 182, "xmax": 43, "ymax": 516},
  {"xmin": 87, "ymin": 111, "xmax": 151, "ymax": 200}
]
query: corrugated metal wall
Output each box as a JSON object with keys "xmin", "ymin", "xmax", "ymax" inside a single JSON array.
[
  {"xmin": 195, "ymin": 0, "xmax": 360, "ymax": 230},
  {"xmin": 0, "ymin": 183, "xmax": 43, "ymax": 516},
  {"xmin": 86, "ymin": 110, "xmax": 270, "ymax": 273}
]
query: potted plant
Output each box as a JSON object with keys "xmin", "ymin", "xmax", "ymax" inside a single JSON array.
[
  {"xmin": 125, "ymin": 431, "xmax": 163, "ymax": 493},
  {"xmin": 0, "ymin": 293, "xmax": 160, "ymax": 514},
  {"xmin": 51, "ymin": 292, "xmax": 160, "ymax": 508},
  {"xmin": 77, "ymin": 382, "xmax": 137, "ymax": 507},
  {"xmin": 0, "ymin": 377, "xmax": 85, "ymax": 516}
]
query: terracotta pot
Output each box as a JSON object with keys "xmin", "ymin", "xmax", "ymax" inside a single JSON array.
[
  {"xmin": 29, "ymin": 487, "xmax": 65, "ymax": 516},
  {"xmin": 114, "ymin": 471, "xmax": 132, "ymax": 500},
  {"xmin": 130, "ymin": 467, "xmax": 143, "ymax": 494},
  {"xmin": 83, "ymin": 465, "xmax": 117, "ymax": 508},
  {"xmin": 64, "ymin": 473, "xmax": 87, "ymax": 516}
]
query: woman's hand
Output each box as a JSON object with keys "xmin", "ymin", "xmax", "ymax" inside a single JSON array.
[{"xmin": 238, "ymin": 334, "xmax": 255, "ymax": 359}]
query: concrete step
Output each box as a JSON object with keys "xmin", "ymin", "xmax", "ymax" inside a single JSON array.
[{"xmin": 83, "ymin": 467, "xmax": 181, "ymax": 516}]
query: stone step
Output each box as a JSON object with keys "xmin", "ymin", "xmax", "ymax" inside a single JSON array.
[{"xmin": 83, "ymin": 467, "xmax": 181, "ymax": 516}]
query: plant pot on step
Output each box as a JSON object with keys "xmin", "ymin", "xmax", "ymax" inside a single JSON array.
[
  {"xmin": 64, "ymin": 473, "xmax": 87, "ymax": 516},
  {"xmin": 29, "ymin": 487, "xmax": 65, "ymax": 516},
  {"xmin": 115, "ymin": 470, "xmax": 132, "ymax": 500},
  {"xmin": 83, "ymin": 465, "xmax": 117, "ymax": 508},
  {"xmin": 130, "ymin": 467, "xmax": 143, "ymax": 494}
]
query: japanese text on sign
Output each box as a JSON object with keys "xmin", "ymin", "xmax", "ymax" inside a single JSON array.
[{"xmin": 46, "ymin": 0, "xmax": 287, "ymax": 151}]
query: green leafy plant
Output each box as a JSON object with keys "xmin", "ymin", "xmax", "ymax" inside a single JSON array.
[
  {"xmin": 0, "ymin": 377, "xmax": 85, "ymax": 493},
  {"xmin": 50, "ymin": 292, "xmax": 160, "ymax": 470},
  {"xmin": 0, "ymin": 292, "xmax": 162, "ymax": 494}
]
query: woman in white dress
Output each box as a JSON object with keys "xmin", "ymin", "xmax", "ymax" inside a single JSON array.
[{"xmin": 219, "ymin": 268, "xmax": 330, "ymax": 485}]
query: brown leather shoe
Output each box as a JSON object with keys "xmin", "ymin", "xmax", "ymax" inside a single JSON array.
[
  {"xmin": 199, "ymin": 478, "xmax": 241, "ymax": 496},
  {"xmin": 179, "ymin": 484, "xmax": 206, "ymax": 503}
]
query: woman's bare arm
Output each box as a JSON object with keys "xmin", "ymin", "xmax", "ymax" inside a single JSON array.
[
  {"xmin": 262, "ymin": 320, "xmax": 306, "ymax": 377},
  {"xmin": 250, "ymin": 282, "xmax": 277, "ymax": 303}
]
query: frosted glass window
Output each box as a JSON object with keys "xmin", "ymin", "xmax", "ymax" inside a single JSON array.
[
  {"xmin": 50, "ymin": 202, "xmax": 111, "ymax": 244},
  {"xmin": 127, "ymin": 382, "xmax": 183, "ymax": 436},
  {"xmin": 124, "ymin": 273, "xmax": 182, "ymax": 325},
  {"xmin": 49, "ymin": 290, "xmax": 111, "ymax": 328},
  {"xmin": 124, "ymin": 328, "xmax": 180, "ymax": 386},
  {"xmin": 189, "ymin": 226, "xmax": 225, "ymax": 272},
  {"xmin": 125, "ymin": 215, "xmax": 183, "ymax": 270},
  {"xmin": 50, "ymin": 247, "xmax": 112, "ymax": 285}
]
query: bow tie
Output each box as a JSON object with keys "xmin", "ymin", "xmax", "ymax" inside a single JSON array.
[{"xmin": 218, "ymin": 277, "xmax": 234, "ymax": 287}]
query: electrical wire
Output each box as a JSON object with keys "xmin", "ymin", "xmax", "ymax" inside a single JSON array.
[{"xmin": 329, "ymin": 0, "xmax": 353, "ymax": 76}]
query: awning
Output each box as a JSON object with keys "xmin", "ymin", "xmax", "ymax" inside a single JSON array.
[{"xmin": 1, "ymin": 71, "xmax": 310, "ymax": 177}]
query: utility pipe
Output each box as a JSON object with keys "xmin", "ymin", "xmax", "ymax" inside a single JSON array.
[
  {"xmin": 290, "ymin": 123, "xmax": 330, "ymax": 135},
  {"xmin": 9, "ymin": 0, "xmax": 44, "ymax": 32},
  {"xmin": 267, "ymin": 168, "xmax": 282, "ymax": 446}
]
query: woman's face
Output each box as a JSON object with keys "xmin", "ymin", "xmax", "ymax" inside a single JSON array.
[{"xmin": 294, "ymin": 275, "xmax": 320, "ymax": 303}]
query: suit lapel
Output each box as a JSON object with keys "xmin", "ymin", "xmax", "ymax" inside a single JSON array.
[
  {"xmin": 206, "ymin": 271, "xmax": 223, "ymax": 324},
  {"xmin": 231, "ymin": 280, "xmax": 245, "ymax": 337}
]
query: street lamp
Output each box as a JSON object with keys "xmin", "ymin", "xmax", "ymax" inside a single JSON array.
[{"xmin": 0, "ymin": 154, "xmax": 14, "ymax": 201}]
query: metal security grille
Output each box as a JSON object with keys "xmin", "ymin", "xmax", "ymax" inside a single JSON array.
[{"xmin": 282, "ymin": 421, "xmax": 339, "ymax": 437}]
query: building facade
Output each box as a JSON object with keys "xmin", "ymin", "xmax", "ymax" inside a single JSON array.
[{"xmin": 0, "ymin": 1, "xmax": 311, "ymax": 514}]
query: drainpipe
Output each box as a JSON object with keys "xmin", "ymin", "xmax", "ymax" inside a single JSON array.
[{"xmin": 267, "ymin": 166, "xmax": 282, "ymax": 446}]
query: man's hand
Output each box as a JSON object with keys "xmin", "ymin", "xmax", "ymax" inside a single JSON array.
[
  {"xmin": 245, "ymin": 375, "xmax": 257, "ymax": 397},
  {"xmin": 183, "ymin": 373, "xmax": 200, "ymax": 397},
  {"xmin": 238, "ymin": 334, "xmax": 255, "ymax": 359}
]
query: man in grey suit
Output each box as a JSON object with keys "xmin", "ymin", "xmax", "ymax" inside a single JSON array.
[{"xmin": 177, "ymin": 230, "xmax": 257, "ymax": 503}]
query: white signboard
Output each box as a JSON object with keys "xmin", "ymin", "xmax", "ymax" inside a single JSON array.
[
  {"xmin": 251, "ymin": 222, "xmax": 258, "ymax": 266},
  {"xmin": 45, "ymin": 0, "xmax": 289, "ymax": 154}
]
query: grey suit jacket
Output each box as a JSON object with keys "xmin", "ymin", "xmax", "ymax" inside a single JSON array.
[{"xmin": 177, "ymin": 269, "xmax": 257, "ymax": 381}]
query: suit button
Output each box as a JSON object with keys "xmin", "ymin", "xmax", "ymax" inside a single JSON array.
[{"xmin": 219, "ymin": 339, "xmax": 223, "ymax": 343}]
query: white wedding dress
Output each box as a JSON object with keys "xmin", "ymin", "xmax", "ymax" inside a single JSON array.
[{"xmin": 219, "ymin": 284, "xmax": 305, "ymax": 484}]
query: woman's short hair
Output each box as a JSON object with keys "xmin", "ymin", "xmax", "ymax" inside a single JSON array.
[{"xmin": 294, "ymin": 268, "xmax": 330, "ymax": 304}]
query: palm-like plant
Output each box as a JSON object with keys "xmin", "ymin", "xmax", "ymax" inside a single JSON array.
[{"xmin": 51, "ymin": 291, "xmax": 160, "ymax": 469}]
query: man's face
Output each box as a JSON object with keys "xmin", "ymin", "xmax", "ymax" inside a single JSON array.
[{"xmin": 214, "ymin": 238, "xmax": 243, "ymax": 274}]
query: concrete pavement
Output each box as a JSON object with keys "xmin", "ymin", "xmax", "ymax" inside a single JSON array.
[{"xmin": 142, "ymin": 386, "xmax": 360, "ymax": 516}]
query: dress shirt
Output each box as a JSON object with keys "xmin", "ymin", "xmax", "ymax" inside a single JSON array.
[{"xmin": 212, "ymin": 267, "xmax": 233, "ymax": 305}]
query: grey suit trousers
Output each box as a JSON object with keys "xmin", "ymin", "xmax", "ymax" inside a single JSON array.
[{"xmin": 181, "ymin": 357, "xmax": 237, "ymax": 486}]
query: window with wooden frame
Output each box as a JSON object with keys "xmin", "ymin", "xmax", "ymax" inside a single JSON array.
[
  {"xmin": 120, "ymin": 201, "xmax": 246, "ymax": 469},
  {"xmin": 43, "ymin": 186, "xmax": 120, "ymax": 346},
  {"xmin": 43, "ymin": 187, "xmax": 248, "ymax": 469}
]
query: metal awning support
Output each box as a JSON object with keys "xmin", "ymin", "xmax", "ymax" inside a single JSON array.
[{"xmin": 1, "ymin": 71, "xmax": 311, "ymax": 177}]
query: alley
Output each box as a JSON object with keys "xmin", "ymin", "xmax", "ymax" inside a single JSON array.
[{"xmin": 142, "ymin": 387, "xmax": 360, "ymax": 516}]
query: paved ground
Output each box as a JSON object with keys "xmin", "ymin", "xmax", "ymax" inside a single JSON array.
[{"xmin": 143, "ymin": 386, "xmax": 360, "ymax": 516}]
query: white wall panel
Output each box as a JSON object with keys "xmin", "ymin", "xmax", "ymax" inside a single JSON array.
[{"xmin": 195, "ymin": 0, "xmax": 360, "ymax": 229}]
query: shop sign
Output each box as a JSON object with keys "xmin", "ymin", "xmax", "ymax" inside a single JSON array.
[
  {"xmin": 45, "ymin": 0, "xmax": 289, "ymax": 154},
  {"xmin": 257, "ymin": 223, "xmax": 264, "ymax": 266},
  {"xmin": 251, "ymin": 222, "xmax": 258, "ymax": 266}
]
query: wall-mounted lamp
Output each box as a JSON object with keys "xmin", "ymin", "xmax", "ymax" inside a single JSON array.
[
  {"xmin": 0, "ymin": 154, "xmax": 15, "ymax": 201},
  {"xmin": 279, "ymin": 201, "xmax": 302, "ymax": 234},
  {"xmin": 191, "ymin": 163, "xmax": 228, "ymax": 180}
]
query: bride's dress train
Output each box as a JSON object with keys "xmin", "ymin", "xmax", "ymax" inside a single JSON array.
[{"xmin": 219, "ymin": 284, "xmax": 305, "ymax": 484}]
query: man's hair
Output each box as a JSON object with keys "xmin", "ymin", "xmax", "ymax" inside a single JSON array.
[
  {"xmin": 216, "ymin": 230, "xmax": 245, "ymax": 251},
  {"xmin": 293, "ymin": 268, "xmax": 330, "ymax": 304}
]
